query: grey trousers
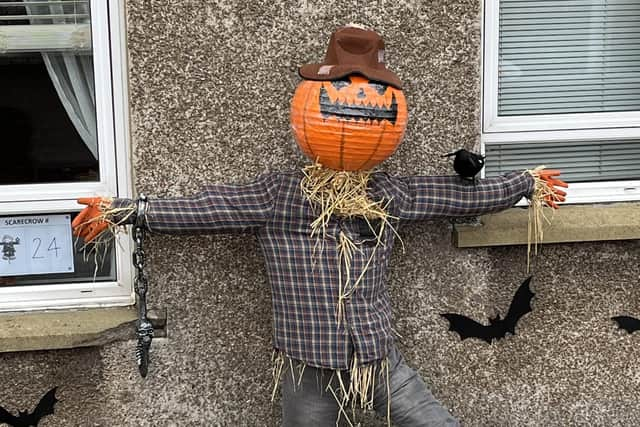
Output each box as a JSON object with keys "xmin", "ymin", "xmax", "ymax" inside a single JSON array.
[{"xmin": 281, "ymin": 345, "xmax": 460, "ymax": 427}]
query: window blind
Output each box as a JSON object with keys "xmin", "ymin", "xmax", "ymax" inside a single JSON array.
[
  {"xmin": 0, "ymin": 0, "xmax": 91, "ymax": 53},
  {"xmin": 485, "ymin": 139, "xmax": 640, "ymax": 182},
  {"xmin": 498, "ymin": 0, "xmax": 640, "ymax": 116}
]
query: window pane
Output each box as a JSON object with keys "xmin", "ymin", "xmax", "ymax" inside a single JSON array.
[
  {"xmin": 498, "ymin": 0, "xmax": 640, "ymax": 116},
  {"xmin": 0, "ymin": 0, "xmax": 98, "ymax": 185},
  {"xmin": 485, "ymin": 139, "xmax": 640, "ymax": 183}
]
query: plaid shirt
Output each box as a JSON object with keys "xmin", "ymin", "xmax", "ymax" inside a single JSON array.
[{"xmin": 116, "ymin": 171, "xmax": 533, "ymax": 369}]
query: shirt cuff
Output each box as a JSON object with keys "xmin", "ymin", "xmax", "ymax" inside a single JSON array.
[
  {"xmin": 110, "ymin": 198, "xmax": 137, "ymax": 225},
  {"xmin": 504, "ymin": 171, "xmax": 536, "ymax": 200}
]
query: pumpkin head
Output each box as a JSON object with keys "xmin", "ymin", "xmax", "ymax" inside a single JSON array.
[{"xmin": 291, "ymin": 74, "xmax": 408, "ymax": 171}]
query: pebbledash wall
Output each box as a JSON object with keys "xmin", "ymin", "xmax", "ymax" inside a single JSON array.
[{"xmin": 2, "ymin": 1, "xmax": 639, "ymax": 426}]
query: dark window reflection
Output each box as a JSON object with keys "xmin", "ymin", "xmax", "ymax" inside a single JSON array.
[{"xmin": 0, "ymin": 53, "xmax": 99, "ymax": 184}]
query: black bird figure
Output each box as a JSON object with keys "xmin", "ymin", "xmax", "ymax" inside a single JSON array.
[{"xmin": 443, "ymin": 149, "xmax": 485, "ymax": 182}]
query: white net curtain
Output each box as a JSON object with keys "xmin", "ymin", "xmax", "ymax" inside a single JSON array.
[{"xmin": 23, "ymin": 0, "xmax": 98, "ymax": 160}]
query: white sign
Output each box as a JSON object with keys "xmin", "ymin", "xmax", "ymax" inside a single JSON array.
[{"xmin": 0, "ymin": 214, "xmax": 74, "ymax": 277}]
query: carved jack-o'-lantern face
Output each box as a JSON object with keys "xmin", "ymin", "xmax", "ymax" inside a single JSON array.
[{"xmin": 291, "ymin": 74, "xmax": 408, "ymax": 171}]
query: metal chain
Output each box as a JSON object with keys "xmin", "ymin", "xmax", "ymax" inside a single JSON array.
[{"xmin": 133, "ymin": 194, "xmax": 153, "ymax": 378}]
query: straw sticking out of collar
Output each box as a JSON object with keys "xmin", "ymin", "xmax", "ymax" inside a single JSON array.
[
  {"xmin": 300, "ymin": 162, "xmax": 390, "ymax": 236},
  {"xmin": 300, "ymin": 162, "xmax": 400, "ymax": 326}
]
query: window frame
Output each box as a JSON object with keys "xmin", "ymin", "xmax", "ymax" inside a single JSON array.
[
  {"xmin": 481, "ymin": 0, "xmax": 640, "ymax": 204},
  {"xmin": 0, "ymin": 0, "xmax": 134, "ymax": 312}
]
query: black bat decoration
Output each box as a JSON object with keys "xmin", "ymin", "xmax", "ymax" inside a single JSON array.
[
  {"xmin": 0, "ymin": 387, "xmax": 58, "ymax": 427},
  {"xmin": 440, "ymin": 276, "xmax": 534, "ymax": 344},
  {"xmin": 612, "ymin": 316, "xmax": 640, "ymax": 334},
  {"xmin": 443, "ymin": 149, "xmax": 485, "ymax": 182}
]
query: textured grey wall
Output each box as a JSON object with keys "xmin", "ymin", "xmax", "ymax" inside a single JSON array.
[{"xmin": 0, "ymin": 1, "xmax": 638, "ymax": 426}]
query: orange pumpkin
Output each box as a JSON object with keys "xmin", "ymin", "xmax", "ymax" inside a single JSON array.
[{"xmin": 290, "ymin": 74, "xmax": 408, "ymax": 171}]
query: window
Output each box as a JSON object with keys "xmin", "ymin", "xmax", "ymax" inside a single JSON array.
[
  {"xmin": 0, "ymin": 0, "xmax": 132, "ymax": 311},
  {"xmin": 482, "ymin": 0, "xmax": 640, "ymax": 203}
]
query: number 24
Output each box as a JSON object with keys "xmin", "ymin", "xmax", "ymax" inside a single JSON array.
[{"xmin": 32, "ymin": 237, "xmax": 61, "ymax": 259}]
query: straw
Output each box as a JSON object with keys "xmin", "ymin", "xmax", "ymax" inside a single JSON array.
[
  {"xmin": 523, "ymin": 166, "xmax": 558, "ymax": 272},
  {"xmin": 300, "ymin": 162, "xmax": 402, "ymax": 325},
  {"xmin": 75, "ymin": 200, "xmax": 136, "ymax": 278}
]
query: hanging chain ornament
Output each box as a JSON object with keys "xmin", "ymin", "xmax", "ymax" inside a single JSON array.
[{"xmin": 132, "ymin": 194, "xmax": 154, "ymax": 377}]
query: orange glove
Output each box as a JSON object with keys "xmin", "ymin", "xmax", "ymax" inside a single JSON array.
[
  {"xmin": 537, "ymin": 169, "xmax": 568, "ymax": 209},
  {"xmin": 72, "ymin": 197, "xmax": 112, "ymax": 243}
]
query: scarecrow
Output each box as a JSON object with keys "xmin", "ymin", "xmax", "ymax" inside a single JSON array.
[
  {"xmin": 73, "ymin": 26, "xmax": 567, "ymax": 427},
  {"xmin": 1, "ymin": 235, "xmax": 19, "ymax": 262}
]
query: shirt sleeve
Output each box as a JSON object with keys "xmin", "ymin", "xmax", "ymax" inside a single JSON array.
[
  {"xmin": 389, "ymin": 171, "xmax": 535, "ymax": 221},
  {"xmin": 111, "ymin": 173, "xmax": 281, "ymax": 234}
]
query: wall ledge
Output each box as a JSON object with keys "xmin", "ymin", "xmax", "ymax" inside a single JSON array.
[
  {"xmin": 0, "ymin": 307, "xmax": 166, "ymax": 353},
  {"xmin": 453, "ymin": 202, "xmax": 640, "ymax": 248}
]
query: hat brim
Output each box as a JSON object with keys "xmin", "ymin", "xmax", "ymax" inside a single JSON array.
[{"xmin": 299, "ymin": 64, "xmax": 403, "ymax": 89}]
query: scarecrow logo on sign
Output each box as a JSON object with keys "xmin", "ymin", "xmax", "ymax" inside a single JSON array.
[{"xmin": 1, "ymin": 235, "xmax": 20, "ymax": 262}]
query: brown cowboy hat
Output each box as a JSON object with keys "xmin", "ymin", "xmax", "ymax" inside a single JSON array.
[{"xmin": 299, "ymin": 26, "xmax": 403, "ymax": 89}]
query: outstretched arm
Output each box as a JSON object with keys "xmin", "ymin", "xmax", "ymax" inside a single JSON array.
[
  {"xmin": 389, "ymin": 170, "xmax": 566, "ymax": 221},
  {"xmin": 73, "ymin": 174, "xmax": 281, "ymax": 241}
]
